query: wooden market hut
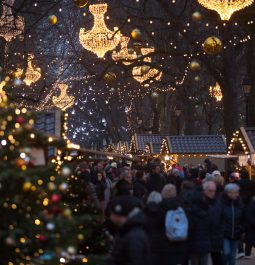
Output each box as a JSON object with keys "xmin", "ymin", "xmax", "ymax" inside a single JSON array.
[
  {"xmin": 130, "ymin": 133, "xmax": 163, "ymax": 155},
  {"xmin": 116, "ymin": 141, "xmax": 130, "ymax": 154},
  {"xmin": 228, "ymin": 127, "xmax": 255, "ymax": 166},
  {"xmin": 160, "ymin": 135, "xmax": 227, "ymax": 165}
]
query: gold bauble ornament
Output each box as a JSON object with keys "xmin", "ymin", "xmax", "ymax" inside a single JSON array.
[
  {"xmin": 78, "ymin": 234, "xmax": 84, "ymax": 241},
  {"xmin": 192, "ymin": 12, "xmax": 202, "ymax": 22},
  {"xmin": 23, "ymin": 182, "xmax": 32, "ymax": 191},
  {"xmin": 194, "ymin": 76, "xmax": 200, "ymax": 82},
  {"xmin": 63, "ymin": 208, "xmax": 72, "ymax": 218},
  {"xmin": 131, "ymin": 28, "xmax": 142, "ymax": 40},
  {"xmin": 48, "ymin": 15, "xmax": 58, "ymax": 25},
  {"xmin": 203, "ymin": 36, "xmax": 222, "ymax": 55},
  {"xmin": 74, "ymin": 0, "xmax": 89, "ymax": 8},
  {"xmin": 190, "ymin": 60, "xmax": 201, "ymax": 71},
  {"xmin": 104, "ymin": 72, "xmax": 116, "ymax": 83}
]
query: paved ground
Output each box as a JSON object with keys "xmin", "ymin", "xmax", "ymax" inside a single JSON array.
[{"xmin": 237, "ymin": 257, "xmax": 254, "ymax": 265}]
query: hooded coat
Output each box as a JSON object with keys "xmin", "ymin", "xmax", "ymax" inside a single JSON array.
[{"xmin": 108, "ymin": 210, "xmax": 151, "ymax": 265}]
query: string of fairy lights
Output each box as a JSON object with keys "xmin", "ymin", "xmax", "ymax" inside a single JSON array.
[{"xmin": 0, "ymin": 0, "xmax": 254, "ymax": 146}]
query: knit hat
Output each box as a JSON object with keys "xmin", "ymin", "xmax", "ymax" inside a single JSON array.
[
  {"xmin": 111, "ymin": 162, "xmax": 117, "ymax": 168},
  {"xmin": 109, "ymin": 195, "xmax": 141, "ymax": 217},
  {"xmin": 212, "ymin": 170, "xmax": 221, "ymax": 177},
  {"xmin": 229, "ymin": 172, "xmax": 240, "ymax": 182}
]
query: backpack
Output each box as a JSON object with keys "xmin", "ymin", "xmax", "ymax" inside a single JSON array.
[{"xmin": 165, "ymin": 207, "xmax": 188, "ymax": 241}]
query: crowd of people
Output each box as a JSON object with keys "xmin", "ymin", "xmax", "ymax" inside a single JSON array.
[{"xmin": 74, "ymin": 158, "xmax": 255, "ymax": 265}]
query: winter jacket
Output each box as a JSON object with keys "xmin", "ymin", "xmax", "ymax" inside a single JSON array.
[
  {"xmin": 94, "ymin": 179, "xmax": 107, "ymax": 201},
  {"xmin": 245, "ymin": 199, "xmax": 255, "ymax": 246},
  {"xmin": 108, "ymin": 210, "xmax": 151, "ymax": 265},
  {"xmin": 220, "ymin": 193, "xmax": 244, "ymax": 240},
  {"xmin": 188, "ymin": 193, "xmax": 212, "ymax": 254},
  {"xmin": 205, "ymin": 196, "xmax": 224, "ymax": 252},
  {"xmin": 144, "ymin": 199, "xmax": 187, "ymax": 265},
  {"xmin": 146, "ymin": 172, "xmax": 166, "ymax": 193},
  {"xmin": 133, "ymin": 179, "xmax": 147, "ymax": 202}
]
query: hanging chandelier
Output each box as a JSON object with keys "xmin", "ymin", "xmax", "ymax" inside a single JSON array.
[
  {"xmin": 23, "ymin": 54, "xmax": 41, "ymax": 86},
  {"xmin": 79, "ymin": 3, "xmax": 121, "ymax": 58},
  {"xmin": 197, "ymin": 0, "xmax": 254, "ymax": 20},
  {"xmin": 112, "ymin": 36, "xmax": 137, "ymax": 65},
  {"xmin": 52, "ymin": 84, "xmax": 75, "ymax": 111},
  {"xmin": 0, "ymin": 0, "xmax": 24, "ymax": 42},
  {"xmin": 132, "ymin": 47, "xmax": 162, "ymax": 86},
  {"xmin": 209, "ymin": 82, "xmax": 223, "ymax": 102}
]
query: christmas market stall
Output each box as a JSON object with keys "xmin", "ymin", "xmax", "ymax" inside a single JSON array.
[
  {"xmin": 160, "ymin": 135, "xmax": 227, "ymax": 166},
  {"xmin": 228, "ymin": 127, "xmax": 255, "ymax": 178},
  {"xmin": 116, "ymin": 141, "xmax": 130, "ymax": 154},
  {"xmin": 130, "ymin": 133, "xmax": 163, "ymax": 156}
]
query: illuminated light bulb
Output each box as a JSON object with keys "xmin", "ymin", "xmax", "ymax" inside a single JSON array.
[
  {"xmin": 0, "ymin": 0, "xmax": 25, "ymax": 42},
  {"xmin": 197, "ymin": 0, "xmax": 254, "ymax": 21},
  {"xmin": 79, "ymin": 3, "xmax": 121, "ymax": 58}
]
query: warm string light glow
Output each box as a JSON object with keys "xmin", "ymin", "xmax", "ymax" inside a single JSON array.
[
  {"xmin": 0, "ymin": 0, "xmax": 24, "ymax": 42},
  {"xmin": 209, "ymin": 82, "xmax": 223, "ymax": 102},
  {"xmin": 132, "ymin": 47, "xmax": 162, "ymax": 86},
  {"xmin": 197, "ymin": 0, "xmax": 254, "ymax": 20},
  {"xmin": 21, "ymin": 54, "xmax": 41, "ymax": 86},
  {"xmin": 112, "ymin": 36, "xmax": 137, "ymax": 65},
  {"xmin": 79, "ymin": 3, "xmax": 121, "ymax": 58},
  {"xmin": 52, "ymin": 83, "xmax": 75, "ymax": 111}
]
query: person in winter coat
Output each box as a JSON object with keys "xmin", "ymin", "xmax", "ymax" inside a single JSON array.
[
  {"xmin": 203, "ymin": 181, "xmax": 224, "ymax": 265},
  {"xmin": 94, "ymin": 172, "xmax": 107, "ymax": 210},
  {"xmin": 133, "ymin": 170, "xmax": 148, "ymax": 202},
  {"xmin": 245, "ymin": 196, "xmax": 255, "ymax": 258},
  {"xmin": 188, "ymin": 191, "xmax": 212, "ymax": 265},
  {"xmin": 147, "ymin": 164, "xmax": 166, "ymax": 193},
  {"xmin": 221, "ymin": 183, "xmax": 244, "ymax": 265},
  {"xmin": 107, "ymin": 195, "xmax": 151, "ymax": 265},
  {"xmin": 144, "ymin": 188, "xmax": 187, "ymax": 265}
]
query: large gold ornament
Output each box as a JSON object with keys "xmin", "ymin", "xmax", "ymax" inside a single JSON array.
[
  {"xmin": 0, "ymin": 0, "xmax": 24, "ymax": 42},
  {"xmin": 209, "ymin": 82, "xmax": 223, "ymax": 102},
  {"xmin": 131, "ymin": 28, "xmax": 142, "ymax": 40},
  {"xmin": 192, "ymin": 11, "xmax": 202, "ymax": 22},
  {"xmin": 23, "ymin": 54, "xmax": 41, "ymax": 86},
  {"xmin": 132, "ymin": 47, "xmax": 162, "ymax": 86},
  {"xmin": 79, "ymin": 3, "xmax": 121, "ymax": 58},
  {"xmin": 197, "ymin": 0, "xmax": 254, "ymax": 20},
  {"xmin": 203, "ymin": 36, "xmax": 222, "ymax": 55},
  {"xmin": 190, "ymin": 60, "xmax": 201, "ymax": 71},
  {"xmin": 48, "ymin": 15, "xmax": 58, "ymax": 25},
  {"xmin": 52, "ymin": 84, "xmax": 75, "ymax": 111},
  {"xmin": 112, "ymin": 36, "xmax": 137, "ymax": 65}
]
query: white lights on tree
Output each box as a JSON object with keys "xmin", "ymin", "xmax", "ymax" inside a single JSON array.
[
  {"xmin": 132, "ymin": 47, "xmax": 162, "ymax": 86},
  {"xmin": 112, "ymin": 36, "xmax": 137, "ymax": 65},
  {"xmin": 23, "ymin": 54, "xmax": 41, "ymax": 86},
  {"xmin": 197, "ymin": 0, "xmax": 254, "ymax": 20},
  {"xmin": 0, "ymin": 0, "xmax": 24, "ymax": 42},
  {"xmin": 79, "ymin": 3, "xmax": 121, "ymax": 58},
  {"xmin": 52, "ymin": 84, "xmax": 75, "ymax": 111},
  {"xmin": 209, "ymin": 82, "xmax": 223, "ymax": 102}
]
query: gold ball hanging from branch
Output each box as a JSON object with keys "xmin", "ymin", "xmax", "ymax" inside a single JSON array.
[
  {"xmin": 74, "ymin": 0, "xmax": 89, "ymax": 8},
  {"xmin": 104, "ymin": 72, "xmax": 116, "ymax": 83},
  {"xmin": 131, "ymin": 28, "xmax": 142, "ymax": 40},
  {"xmin": 203, "ymin": 36, "xmax": 222, "ymax": 55},
  {"xmin": 48, "ymin": 15, "xmax": 58, "ymax": 25},
  {"xmin": 190, "ymin": 60, "xmax": 201, "ymax": 71},
  {"xmin": 192, "ymin": 12, "xmax": 202, "ymax": 22}
]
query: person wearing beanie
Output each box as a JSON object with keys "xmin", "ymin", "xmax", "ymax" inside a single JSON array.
[{"xmin": 107, "ymin": 195, "xmax": 150, "ymax": 265}]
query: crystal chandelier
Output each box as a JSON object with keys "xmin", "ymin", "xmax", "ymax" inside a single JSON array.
[
  {"xmin": 0, "ymin": 0, "xmax": 24, "ymax": 42},
  {"xmin": 52, "ymin": 84, "xmax": 75, "ymax": 111},
  {"xmin": 209, "ymin": 82, "xmax": 223, "ymax": 102},
  {"xmin": 197, "ymin": 0, "xmax": 254, "ymax": 20},
  {"xmin": 132, "ymin": 47, "xmax": 162, "ymax": 86},
  {"xmin": 23, "ymin": 54, "xmax": 41, "ymax": 86},
  {"xmin": 79, "ymin": 3, "xmax": 121, "ymax": 58},
  {"xmin": 112, "ymin": 36, "xmax": 137, "ymax": 65}
]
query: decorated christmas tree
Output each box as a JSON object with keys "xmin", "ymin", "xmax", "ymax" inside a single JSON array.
[{"xmin": 0, "ymin": 85, "xmax": 108, "ymax": 264}]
